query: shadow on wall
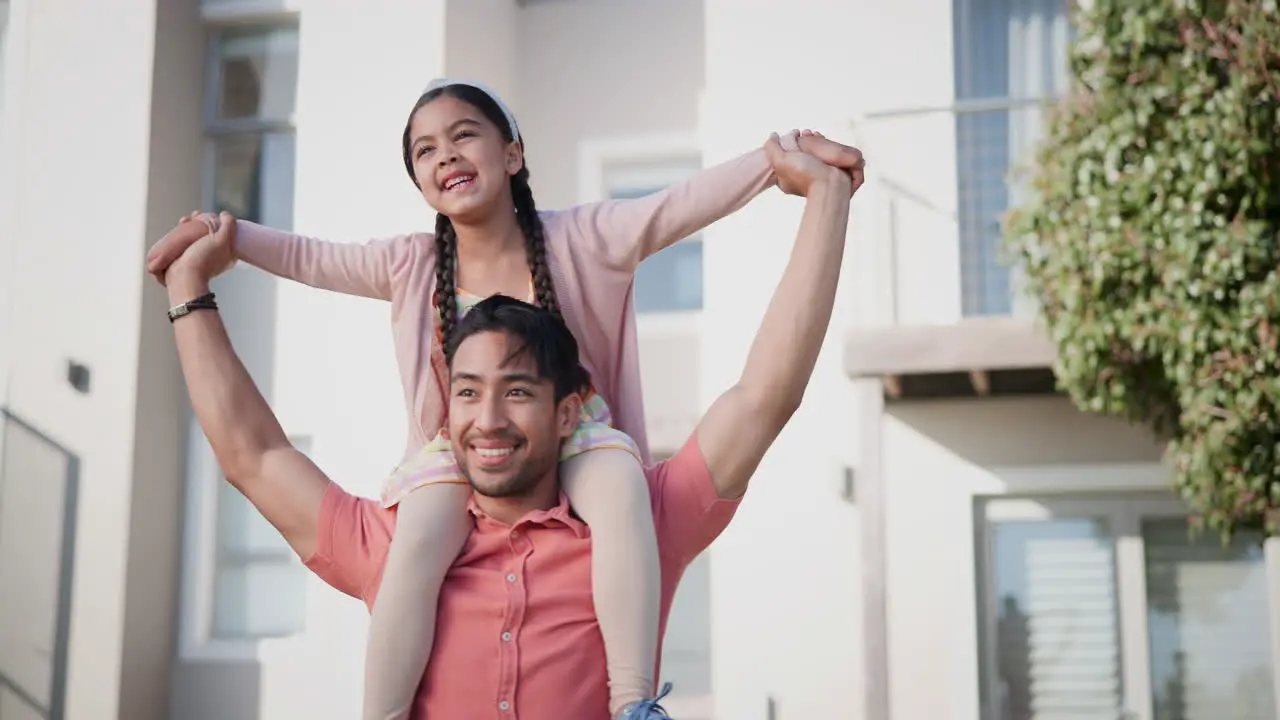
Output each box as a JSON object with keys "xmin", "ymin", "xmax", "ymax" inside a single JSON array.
[{"xmin": 885, "ymin": 395, "xmax": 1166, "ymax": 468}]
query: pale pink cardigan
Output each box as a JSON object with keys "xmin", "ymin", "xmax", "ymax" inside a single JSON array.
[{"xmin": 234, "ymin": 149, "xmax": 777, "ymax": 464}]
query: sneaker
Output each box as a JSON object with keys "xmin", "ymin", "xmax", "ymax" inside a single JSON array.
[{"xmin": 617, "ymin": 683, "xmax": 673, "ymax": 719}]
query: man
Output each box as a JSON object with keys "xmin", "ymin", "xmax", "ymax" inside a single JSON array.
[{"xmin": 164, "ymin": 134, "xmax": 859, "ymax": 718}]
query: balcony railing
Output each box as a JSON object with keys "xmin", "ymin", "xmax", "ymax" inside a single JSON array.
[
  {"xmin": 0, "ymin": 409, "xmax": 78, "ymax": 720},
  {"xmin": 853, "ymin": 96, "xmax": 1053, "ymax": 324}
]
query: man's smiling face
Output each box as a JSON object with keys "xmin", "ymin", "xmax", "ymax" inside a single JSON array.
[{"xmin": 447, "ymin": 329, "xmax": 579, "ymax": 499}]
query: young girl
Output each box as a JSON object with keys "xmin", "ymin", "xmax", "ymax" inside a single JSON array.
[{"xmin": 149, "ymin": 79, "xmax": 859, "ymax": 719}]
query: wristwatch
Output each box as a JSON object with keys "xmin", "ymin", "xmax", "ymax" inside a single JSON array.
[{"xmin": 167, "ymin": 292, "xmax": 219, "ymax": 323}]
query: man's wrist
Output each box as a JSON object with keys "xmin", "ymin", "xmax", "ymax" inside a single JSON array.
[
  {"xmin": 166, "ymin": 271, "xmax": 212, "ymax": 306},
  {"xmin": 809, "ymin": 167, "xmax": 853, "ymax": 199}
]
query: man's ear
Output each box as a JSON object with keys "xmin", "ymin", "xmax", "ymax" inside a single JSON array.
[
  {"xmin": 505, "ymin": 141, "xmax": 524, "ymax": 176},
  {"xmin": 555, "ymin": 392, "xmax": 583, "ymax": 440}
]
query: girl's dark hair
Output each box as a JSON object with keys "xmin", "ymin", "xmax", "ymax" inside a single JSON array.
[{"xmin": 400, "ymin": 85, "xmax": 561, "ymax": 349}]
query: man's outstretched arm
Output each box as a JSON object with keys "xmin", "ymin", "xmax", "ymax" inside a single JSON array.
[
  {"xmin": 696, "ymin": 138, "xmax": 856, "ymax": 500},
  {"xmin": 165, "ymin": 215, "xmax": 330, "ymax": 559}
]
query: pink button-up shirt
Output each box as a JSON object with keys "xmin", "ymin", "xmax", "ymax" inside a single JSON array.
[{"xmin": 303, "ymin": 434, "xmax": 740, "ymax": 719}]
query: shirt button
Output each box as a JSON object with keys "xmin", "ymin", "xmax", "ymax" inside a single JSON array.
[
  {"xmin": 506, "ymin": 573, "xmax": 517, "ymax": 583},
  {"xmin": 501, "ymin": 631, "xmax": 513, "ymax": 642},
  {"xmin": 499, "ymin": 700, "xmax": 511, "ymax": 711}
]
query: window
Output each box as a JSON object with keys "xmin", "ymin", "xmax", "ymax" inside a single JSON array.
[
  {"xmin": 181, "ymin": 22, "xmax": 302, "ymax": 655},
  {"xmin": 604, "ymin": 161, "xmax": 702, "ymax": 314},
  {"xmin": 210, "ymin": 439, "xmax": 310, "ymax": 639},
  {"xmin": 205, "ymin": 24, "xmax": 298, "ymax": 227},
  {"xmin": 978, "ymin": 496, "xmax": 1278, "ymax": 720},
  {"xmin": 952, "ymin": 0, "xmax": 1071, "ymax": 316}
]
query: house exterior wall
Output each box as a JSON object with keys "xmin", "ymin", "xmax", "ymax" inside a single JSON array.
[
  {"xmin": 0, "ymin": 0, "xmax": 198, "ymax": 717},
  {"xmin": 0, "ymin": 1, "xmax": 1203, "ymax": 719},
  {"xmin": 0, "ymin": 0, "xmax": 714, "ymax": 717},
  {"xmin": 882, "ymin": 398, "xmax": 1165, "ymax": 720}
]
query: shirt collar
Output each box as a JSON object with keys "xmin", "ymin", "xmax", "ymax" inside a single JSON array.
[{"xmin": 467, "ymin": 491, "xmax": 588, "ymax": 538}]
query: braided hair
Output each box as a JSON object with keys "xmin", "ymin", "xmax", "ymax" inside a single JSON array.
[{"xmin": 401, "ymin": 85, "xmax": 562, "ymax": 349}]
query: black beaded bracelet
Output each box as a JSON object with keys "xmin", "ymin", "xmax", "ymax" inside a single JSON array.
[{"xmin": 167, "ymin": 292, "xmax": 218, "ymax": 323}]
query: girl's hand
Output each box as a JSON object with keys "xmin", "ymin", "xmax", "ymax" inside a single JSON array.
[
  {"xmin": 764, "ymin": 133, "xmax": 851, "ymax": 198},
  {"xmin": 146, "ymin": 211, "xmax": 235, "ymax": 285}
]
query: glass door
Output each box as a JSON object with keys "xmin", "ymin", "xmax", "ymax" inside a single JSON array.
[{"xmin": 978, "ymin": 494, "xmax": 1278, "ymax": 720}]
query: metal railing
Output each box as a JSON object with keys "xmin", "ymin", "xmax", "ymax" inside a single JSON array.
[
  {"xmin": 0, "ymin": 409, "xmax": 78, "ymax": 720},
  {"xmin": 852, "ymin": 97, "xmax": 1053, "ymax": 323}
]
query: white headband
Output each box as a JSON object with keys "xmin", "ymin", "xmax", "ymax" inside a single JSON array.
[{"xmin": 422, "ymin": 78, "xmax": 521, "ymax": 144}]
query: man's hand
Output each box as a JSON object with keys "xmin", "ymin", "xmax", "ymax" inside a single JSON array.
[
  {"xmin": 698, "ymin": 140, "xmax": 853, "ymax": 500},
  {"xmin": 165, "ymin": 211, "xmax": 237, "ymax": 293},
  {"xmin": 793, "ymin": 130, "xmax": 866, "ymax": 196},
  {"xmin": 147, "ymin": 210, "xmax": 234, "ymax": 286},
  {"xmin": 764, "ymin": 133, "xmax": 856, "ymax": 199}
]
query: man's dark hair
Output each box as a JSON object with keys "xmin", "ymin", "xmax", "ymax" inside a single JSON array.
[{"xmin": 444, "ymin": 295, "xmax": 590, "ymax": 401}]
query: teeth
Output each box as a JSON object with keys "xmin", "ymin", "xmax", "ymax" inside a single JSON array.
[
  {"xmin": 477, "ymin": 447, "xmax": 513, "ymax": 458},
  {"xmin": 445, "ymin": 175, "xmax": 474, "ymax": 190}
]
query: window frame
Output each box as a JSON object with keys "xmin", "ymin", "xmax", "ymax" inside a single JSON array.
[
  {"xmin": 178, "ymin": 17, "xmax": 302, "ymax": 663},
  {"xmin": 976, "ymin": 491, "xmax": 1280, "ymax": 720},
  {"xmin": 577, "ymin": 132, "xmax": 706, "ymax": 326},
  {"xmin": 950, "ymin": 0, "xmax": 1072, "ymax": 319}
]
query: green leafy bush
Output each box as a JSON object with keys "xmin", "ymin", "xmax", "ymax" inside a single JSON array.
[{"xmin": 1007, "ymin": 0, "xmax": 1280, "ymax": 535}]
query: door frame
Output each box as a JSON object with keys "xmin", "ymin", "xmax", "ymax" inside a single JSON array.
[{"xmin": 978, "ymin": 492, "xmax": 1280, "ymax": 720}]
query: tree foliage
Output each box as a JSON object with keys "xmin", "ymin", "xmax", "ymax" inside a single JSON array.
[{"xmin": 1007, "ymin": 0, "xmax": 1280, "ymax": 535}]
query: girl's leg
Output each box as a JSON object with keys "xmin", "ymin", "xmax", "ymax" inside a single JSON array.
[
  {"xmin": 362, "ymin": 482, "xmax": 471, "ymax": 720},
  {"xmin": 562, "ymin": 448, "xmax": 662, "ymax": 716}
]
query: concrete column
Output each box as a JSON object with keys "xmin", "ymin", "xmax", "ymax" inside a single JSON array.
[
  {"xmin": 699, "ymin": 2, "xmax": 869, "ymax": 719},
  {"xmin": 0, "ymin": 0, "xmax": 202, "ymax": 717}
]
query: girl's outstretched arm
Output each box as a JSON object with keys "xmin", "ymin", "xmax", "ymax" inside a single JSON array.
[
  {"xmin": 566, "ymin": 131, "xmax": 862, "ymax": 272},
  {"xmin": 147, "ymin": 214, "xmax": 414, "ymax": 300}
]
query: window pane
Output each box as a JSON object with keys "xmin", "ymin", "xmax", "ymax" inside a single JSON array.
[
  {"xmin": 216, "ymin": 479, "xmax": 292, "ymax": 556},
  {"xmin": 1143, "ymin": 519, "xmax": 1275, "ymax": 720},
  {"xmin": 661, "ymin": 552, "xmax": 711, "ymax": 695},
  {"xmin": 215, "ymin": 27, "xmax": 298, "ymax": 122},
  {"xmin": 952, "ymin": 0, "xmax": 1071, "ymax": 317},
  {"xmin": 212, "ymin": 561, "xmax": 307, "ymax": 639},
  {"xmin": 608, "ymin": 184, "xmax": 703, "ymax": 313},
  {"xmin": 988, "ymin": 518, "xmax": 1124, "ymax": 720},
  {"xmin": 212, "ymin": 131, "xmax": 296, "ymax": 227},
  {"xmin": 211, "ymin": 438, "xmax": 311, "ymax": 640},
  {"xmin": 633, "ymin": 238, "xmax": 702, "ymax": 313}
]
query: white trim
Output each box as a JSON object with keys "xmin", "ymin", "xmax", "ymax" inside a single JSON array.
[
  {"xmin": 575, "ymin": 131, "xmax": 701, "ymax": 205},
  {"xmin": 200, "ymin": 0, "xmax": 300, "ymax": 25},
  {"xmin": 983, "ymin": 461, "xmax": 1171, "ymax": 496},
  {"xmin": 636, "ymin": 309, "xmax": 702, "ymax": 337}
]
